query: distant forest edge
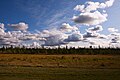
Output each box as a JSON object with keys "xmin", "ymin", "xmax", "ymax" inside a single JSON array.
[{"xmin": 0, "ymin": 46, "xmax": 120, "ymax": 55}]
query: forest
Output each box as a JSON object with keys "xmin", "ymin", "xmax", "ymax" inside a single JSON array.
[{"xmin": 0, "ymin": 46, "xmax": 120, "ymax": 55}]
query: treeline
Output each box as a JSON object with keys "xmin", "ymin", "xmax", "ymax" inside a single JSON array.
[{"xmin": 0, "ymin": 46, "xmax": 120, "ymax": 55}]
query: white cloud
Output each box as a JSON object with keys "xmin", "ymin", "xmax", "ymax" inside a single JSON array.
[
  {"xmin": 0, "ymin": 23, "xmax": 4, "ymax": 29},
  {"xmin": 73, "ymin": 0, "xmax": 114, "ymax": 26},
  {"xmin": 60, "ymin": 23, "xmax": 78, "ymax": 32},
  {"xmin": 40, "ymin": 29, "xmax": 68, "ymax": 46},
  {"xmin": 108, "ymin": 30, "xmax": 120, "ymax": 43},
  {"xmin": 83, "ymin": 32, "xmax": 100, "ymax": 38},
  {"xmin": 87, "ymin": 25, "xmax": 103, "ymax": 32},
  {"xmin": 74, "ymin": 0, "xmax": 115, "ymax": 12},
  {"xmin": 108, "ymin": 28, "xmax": 118, "ymax": 33},
  {"xmin": 0, "ymin": 31, "xmax": 21, "ymax": 46},
  {"xmin": 111, "ymin": 36, "xmax": 120, "ymax": 43},
  {"xmin": 84, "ymin": 1, "xmax": 100, "ymax": 12},
  {"xmin": 83, "ymin": 25, "xmax": 106, "ymax": 39},
  {"xmin": 42, "ymin": 30, "xmax": 50, "ymax": 34},
  {"xmin": 0, "ymin": 23, "xmax": 5, "ymax": 36},
  {"xmin": 8, "ymin": 22, "xmax": 28, "ymax": 31},
  {"xmin": 105, "ymin": 0, "xmax": 115, "ymax": 7},
  {"xmin": 74, "ymin": 5, "xmax": 85, "ymax": 12},
  {"xmin": 72, "ymin": 11, "xmax": 107, "ymax": 26},
  {"xmin": 66, "ymin": 32, "xmax": 83, "ymax": 42},
  {"xmin": 88, "ymin": 38, "xmax": 110, "ymax": 47},
  {"xmin": 44, "ymin": 34, "xmax": 67, "ymax": 46},
  {"xmin": 0, "ymin": 28, "xmax": 5, "ymax": 36}
]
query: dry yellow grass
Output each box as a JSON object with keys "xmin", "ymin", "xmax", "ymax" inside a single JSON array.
[{"xmin": 0, "ymin": 54, "xmax": 120, "ymax": 68}]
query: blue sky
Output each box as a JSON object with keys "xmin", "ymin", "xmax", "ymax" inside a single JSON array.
[
  {"xmin": 0, "ymin": 0, "xmax": 120, "ymax": 48},
  {"xmin": 102, "ymin": 0, "xmax": 120, "ymax": 33},
  {"xmin": 0, "ymin": 0, "xmax": 119, "ymax": 32},
  {"xmin": 0, "ymin": 0, "xmax": 84, "ymax": 31}
]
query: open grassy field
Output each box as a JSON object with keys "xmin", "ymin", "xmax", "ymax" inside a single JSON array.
[
  {"xmin": 0, "ymin": 54, "xmax": 120, "ymax": 80},
  {"xmin": 0, "ymin": 54, "xmax": 120, "ymax": 68},
  {"xmin": 0, "ymin": 67, "xmax": 120, "ymax": 80}
]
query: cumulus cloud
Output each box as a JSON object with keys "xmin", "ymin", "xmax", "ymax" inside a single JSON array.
[
  {"xmin": 72, "ymin": 11, "xmax": 107, "ymax": 26},
  {"xmin": 83, "ymin": 25, "xmax": 103, "ymax": 38},
  {"xmin": 108, "ymin": 28, "xmax": 118, "ymax": 33},
  {"xmin": 83, "ymin": 32, "xmax": 100, "ymax": 38},
  {"xmin": 65, "ymin": 32, "xmax": 83, "ymax": 42},
  {"xmin": 105, "ymin": 0, "xmax": 115, "ymax": 7},
  {"xmin": 111, "ymin": 36, "xmax": 120, "ymax": 43},
  {"xmin": 60, "ymin": 23, "xmax": 78, "ymax": 32},
  {"xmin": 73, "ymin": 0, "xmax": 114, "ymax": 26},
  {"xmin": 41, "ymin": 26, "xmax": 83, "ymax": 46},
  {"xmin": 0, "ymin": 31, "xmax": 21, "ymax": 46},
  {"xmin": 88, "ymin": 38, "xmax": 110, "ymax": 47},
  {"xmin": 69, "ymin": 0, "xmax": 115, "ymax": 47},
  {"xmin": 44, "ymin": 35, "xmax": 66, "ymax": 46},
  {"xmin": 0, "ymin": 23, "xmax": 4, "ymax": 29},
  {"xmin": 0, "ymin": 28, "xmax": 5, "ymax": 36},
  {"xmin": 8, "ymin": 22, "xmax": 28, "ymax": 31},
  {"xmin": 108, "ymin": 29, "xmax": 120, "ymax": 44},
  {"xmin": 0, "ymin": 23, "xmax": 5, "ymax": 36},
  {"xmin": 108, "ymin": 33, "xmax": 120, "ymax": 45},
  {"xmin": 42, "ymin": 30, "xmax": 50, "ymax": 34},
  {"xmin": 74, "ymin": 0, "xmax": 115, "ymax": 12},
  {"xmin": 42, "ymin": 27, "xmax": 84, "ymax": 46},
  {"xmin": 42, "ymin": 29, "xmax": 68, "ymax": 46},
  {"xmin": 87, "ymin": 25, "xmax": 103, "ymax": 32}
]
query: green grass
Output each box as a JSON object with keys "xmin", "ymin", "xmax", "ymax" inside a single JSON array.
[
  {"xmin": 0, "ymin": 54, "xmax": 120, "ymax": 80},
  {"xmin": 0, "ymin": 67, "xmax": 120, "ymax": 80}
]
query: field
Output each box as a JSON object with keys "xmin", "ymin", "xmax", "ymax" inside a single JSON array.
[{"xmin": 0, "ymin": 54, "xmax": 120, "ymax": 80}]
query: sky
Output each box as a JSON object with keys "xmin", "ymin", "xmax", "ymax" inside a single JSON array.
[{"xmin": 0, "ymin": 0, "xmax": 120, "ymax": 48}]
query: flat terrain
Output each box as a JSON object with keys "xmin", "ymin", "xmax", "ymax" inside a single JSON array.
[
  {"xmin": 0, "ymin": 67, "xmax": 120, "ymax": 80},
  {"xmin": 0, "ymin": 54, "xmax": 120, "ymax": 80}
]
